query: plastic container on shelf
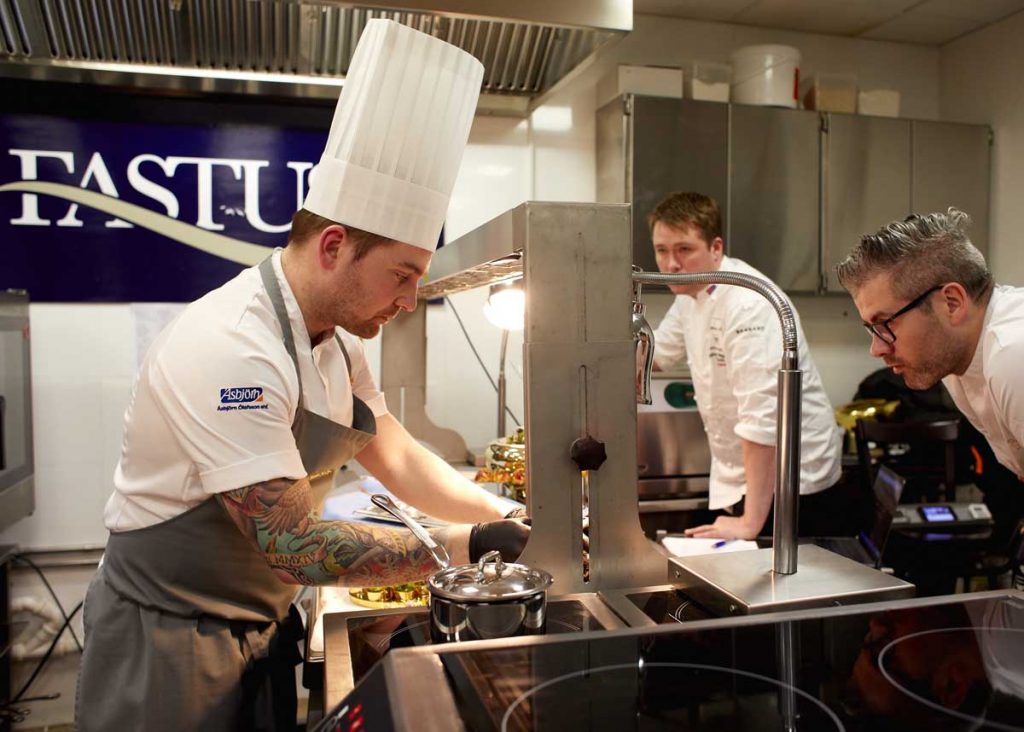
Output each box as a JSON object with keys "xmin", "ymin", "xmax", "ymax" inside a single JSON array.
[
  {"xmin": 801, "ymin": 72, "xmax": 858, "ymax": 113},
  {"xmin": 730, "ymin": 44, "xmax": 800, "ymax": 108},
  {"xmin": 687, "ymin": 60, "xmax": 731, "ymax": 102},
  {"xmin": 858, "ymin": 89, "xmax": 901, "ymax": 117},
  {"xmin": 597, "ymin": 64, "xmax": 683, "ymax": 107}
]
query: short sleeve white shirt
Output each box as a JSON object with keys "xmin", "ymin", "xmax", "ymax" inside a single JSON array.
[
  {"xmin": 653, "ymin": 256, "xmax": 843, "ymax": 509},
  {"xmin": 104, "ymin": 249, "xmax": 389, "ymax": 531},
  {"xmin": 942, "ymin": 285, "xmax": 1024, "ymax": 480}
]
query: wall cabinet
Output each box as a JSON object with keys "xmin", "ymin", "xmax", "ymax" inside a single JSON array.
[
  {"xmin": 911, "ymin": 120, "xmax": 991, "ymax": 260},
  {"xmin": 597, "ymin": 95, "xmax": 991, "ymax": 294},
  {"xmin": 822, "ymin": 114, "xmax": 912, "ymax": 292},
  {"xmin": 730, "ymin": 103, "xmax": 820, "ymax": 292}
]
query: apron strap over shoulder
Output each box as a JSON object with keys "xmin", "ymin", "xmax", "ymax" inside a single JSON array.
[
  {"xmin": 335, "ymin": 333, "xmax": 353, "ymax": 375},
  {"xmin": 258, "ymin": 256, "xmax": 304, "ymax": 403}
]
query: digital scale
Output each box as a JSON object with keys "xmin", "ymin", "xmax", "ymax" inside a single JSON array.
[{"xmin": 892, "ymin": 501, "xmax": 994, "ymax": 530}]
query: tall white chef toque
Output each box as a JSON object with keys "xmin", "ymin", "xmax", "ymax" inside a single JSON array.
[{"xmin": 302, "ymin": 19, "xmax": 483, "ymax": 252}]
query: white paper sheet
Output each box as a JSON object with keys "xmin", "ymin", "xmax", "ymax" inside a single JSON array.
[{"xmin": 660, "ymin": 537, "xmax": 759, "ymax": 557}]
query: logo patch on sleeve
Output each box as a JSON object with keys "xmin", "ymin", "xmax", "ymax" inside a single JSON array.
[{"xmin": 218, "ymin": 386, "xmax": 269, "ymax": 411}]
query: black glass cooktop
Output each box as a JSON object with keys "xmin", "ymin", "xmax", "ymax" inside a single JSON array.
[
  {"xmin": 321, "ymin": 593, "xmax": 1024, "ymax": 732},
  {"xmin": 625, "ymin": 588, "xmax": 716, "ymax": 624},
  {"xmin": 346, "ymin": 599, "xmax": 607, "ymax": 688}
]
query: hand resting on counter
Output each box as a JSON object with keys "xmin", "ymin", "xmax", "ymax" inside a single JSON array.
[{"xmin": 685, "ymin": 514, "xmax": 760, "ymax": 541}]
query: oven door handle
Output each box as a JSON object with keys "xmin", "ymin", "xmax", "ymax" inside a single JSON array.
[{"xmin": 638, "ymin": 498, "xmax": 709, "ymax": 513}]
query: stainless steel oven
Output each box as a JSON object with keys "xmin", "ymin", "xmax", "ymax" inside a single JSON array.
[{"xmin": 637, "ymin": 377, "xmax": 711, "ymax": 533}]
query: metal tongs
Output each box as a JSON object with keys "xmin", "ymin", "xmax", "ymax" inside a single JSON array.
[{"xmin": 370, "ymin": 494, "xmax": 451, "ymax": 570}]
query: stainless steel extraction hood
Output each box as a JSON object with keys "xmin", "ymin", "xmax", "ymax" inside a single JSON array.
[{"xmin": 0, "ymin": 0, "xmax": 631, "ymax": 113}]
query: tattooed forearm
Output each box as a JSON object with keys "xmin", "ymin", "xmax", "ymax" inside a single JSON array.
[{"xmin": 218, "ymin": 479, "xmax": 448, "ymax": 586}]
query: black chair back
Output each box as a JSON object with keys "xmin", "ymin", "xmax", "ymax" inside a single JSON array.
[{"xmin": 855, "ymin": 418, "xmax": 960, "ymax": 502}]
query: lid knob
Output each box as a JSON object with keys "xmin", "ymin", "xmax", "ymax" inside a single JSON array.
[{"xmin": 475, "ymin": 550, "xmax": 506, "ymax": 583}]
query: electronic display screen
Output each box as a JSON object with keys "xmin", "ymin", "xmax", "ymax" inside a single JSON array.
[{"xmin": 919, "ymin": 505, "xmax": 956, "ymax": 522}]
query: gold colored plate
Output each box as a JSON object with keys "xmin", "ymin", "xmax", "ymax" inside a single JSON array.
[{"xmin": 348, "ymin": 583, "xmax": 429, "ymax": 609}]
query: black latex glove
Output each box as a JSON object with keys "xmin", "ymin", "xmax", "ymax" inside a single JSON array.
[
  {"xmin": 502, "ymin": 507, "xmax": 588, "ymax": 550},
  {"xmin": 469, "ymin": 519, "xmax": 531, "ymax": 563}
]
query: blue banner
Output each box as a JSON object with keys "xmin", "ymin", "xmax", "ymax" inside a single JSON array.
[{"xmin": 0, "ymin": 114, "xmax": 327, "ymax": 302}]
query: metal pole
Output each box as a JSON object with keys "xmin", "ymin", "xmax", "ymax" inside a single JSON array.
[
  {"xmin": 497, "ymin": 327, "xmax": 509, "ymax": 439},
  {"xmin": 774, "ymin": 354, "xmax": 801, "ymax": 575},
  {"xmin": 775, "ymin": 620, "xmax": 799, "ymax": 731}
]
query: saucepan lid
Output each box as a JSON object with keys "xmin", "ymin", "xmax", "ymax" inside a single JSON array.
[{"xmin": 428, "ymin": 550, "xmax": 553, "ymax": 602}]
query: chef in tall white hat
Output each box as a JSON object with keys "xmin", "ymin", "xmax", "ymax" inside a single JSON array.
[{"xmin": 76, "ymin": 19, "xmax": 529, "ymax": 731}]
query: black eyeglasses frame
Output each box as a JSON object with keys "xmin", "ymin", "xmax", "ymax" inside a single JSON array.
[{"xmin": 863, "ymin": 284, "xmax": 943, "ymax": 344}]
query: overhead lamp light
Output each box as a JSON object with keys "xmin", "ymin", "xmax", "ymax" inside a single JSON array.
[
  {"xmin": 483, "ymin": 281, "xmax": 525, "ymax": 332},
  {"xmin": 483, "ymin": 280, "xmax": 524, "ymax": 438}
]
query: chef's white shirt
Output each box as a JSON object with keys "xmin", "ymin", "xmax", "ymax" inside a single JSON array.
[
  {"xmin": 104, "ymin": 249, "xmax": 389, "ymax": 532},
  {"xmin": 943, "ymin": 285, "xmax": 1024, "ymax": 480},
  {"xmin": 653, "ymin": 256, "xmax": 843, "ymax": 510}
]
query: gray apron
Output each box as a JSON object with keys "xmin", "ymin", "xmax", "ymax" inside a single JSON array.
[{"xmin": 76, "ymin": 257, "xmax": 376, "ymax": 731}]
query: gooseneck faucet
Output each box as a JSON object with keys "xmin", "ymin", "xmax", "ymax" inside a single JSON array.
[
  {"xmin": 631, "ymin": 269, "xmax": 802, "ymax": 575},
  {"xmin": 631, "ymin": 267, "xmax": 654, "ymax": 406}
]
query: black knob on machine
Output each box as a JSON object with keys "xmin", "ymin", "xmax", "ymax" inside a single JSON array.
[{"xmin": 570, "ymin": 435, "xmax": 607, "ymax": 472}]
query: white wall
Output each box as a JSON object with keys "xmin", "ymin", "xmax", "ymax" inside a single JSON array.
[
  {"xmin": 423, "ymin": 115, "xmax": 533, "ymax": 450},
  {"xmin": 939, "ymin": 9, "xmax": 1024, "ymax": 286},
  {"xmin": 791, "ymin": 295, "xmax": 881, "ymax": 403},
  {"xmin": 3, "ymin": 306, "xmax": 135, "ymax": 550}
]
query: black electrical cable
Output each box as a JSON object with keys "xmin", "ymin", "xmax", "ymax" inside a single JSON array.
[
  {"xmin": 13, "ymin": 555, "xmax": 83, "ymax": 652},
  {"xmin": 443, "ymin": 297, "xmax": 521, "ymax": 427},
  {"xmin": 12, "ymin": 600, "xmax": 83, "ymax": 703}
]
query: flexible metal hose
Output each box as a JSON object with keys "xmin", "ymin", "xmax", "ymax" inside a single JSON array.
[{"xmin": 631, "ymin": 270, "xmax": 799, "ymax": 367}]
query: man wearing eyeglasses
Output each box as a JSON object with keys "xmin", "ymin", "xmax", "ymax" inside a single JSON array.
[{"xmin": 837, "ymin": 208, "xmax": 1024, "ymax": 483}]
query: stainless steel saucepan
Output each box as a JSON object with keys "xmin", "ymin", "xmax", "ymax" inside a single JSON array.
[{"xmin": 370, "ymin": 494, "xmax": 552, "ymax": 643}]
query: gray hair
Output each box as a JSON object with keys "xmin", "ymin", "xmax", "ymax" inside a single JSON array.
[{"xmin": 835, "ymin": 208, "xmax": 993, "ymax": 303}]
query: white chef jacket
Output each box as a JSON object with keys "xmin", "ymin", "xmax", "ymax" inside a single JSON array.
[
  {"xmin": 104, "ymin": 249, "xmax": 389, "ymax": 532},
  {"xmin": 942, "ymin": 285, "xmax": 1024, "ymax": 480},
  {"xmin": 653, "ymin": 256, "xmax": 843, "ymax": 510}
]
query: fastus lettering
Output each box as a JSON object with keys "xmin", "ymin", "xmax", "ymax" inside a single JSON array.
[{"xmin": 6, "ymin": 148, "xmax": 315, "ymax": 233}]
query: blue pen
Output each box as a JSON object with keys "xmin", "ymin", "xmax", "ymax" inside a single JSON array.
[{"xmin": 712, "ymin": 540, "xmax": 734, "ymax": 549}]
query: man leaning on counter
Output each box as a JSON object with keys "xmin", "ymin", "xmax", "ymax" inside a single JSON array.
[
  {"xmin": 75, "ymin": 20, "xmax": 530, "ymax": 731},
  {"xmin": 646, "ymin": 191, "xmax": 859, "ymax": 541},
  {"xmin": 838, "ymin": 209, "xmax": 1024, "ymax": 484}
]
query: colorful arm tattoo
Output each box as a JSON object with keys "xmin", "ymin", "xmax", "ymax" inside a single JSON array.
[{"xmin": 217, "ymin": 478, "xmax": 447, "ymax": 586}]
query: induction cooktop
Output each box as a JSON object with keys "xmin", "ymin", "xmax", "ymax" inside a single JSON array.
[
  {"xmin": 345, "ymin": 598, "xmax": 613, "ymax": 687},
  {"xmin": 317, "ymin": 590, "xmax": 1024, "ymax": 732},
  {"xmin": 322, "ymin": 592, "xmax": 627, "ymax": 707}
]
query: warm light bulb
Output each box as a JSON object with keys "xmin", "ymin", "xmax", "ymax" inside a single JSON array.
[{"xmin": 483, "ymin": 287, "xmax": 525, "ymax": 331}]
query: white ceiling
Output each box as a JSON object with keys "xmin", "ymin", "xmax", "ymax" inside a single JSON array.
[{"xmin": 633, "ymin": 0, "xmax": 1024, "ymax": 44}]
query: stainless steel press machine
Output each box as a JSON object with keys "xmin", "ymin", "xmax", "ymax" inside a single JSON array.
[{"xmin": 379, "ymin": 201, "xmax": 912, "ymax": 613}]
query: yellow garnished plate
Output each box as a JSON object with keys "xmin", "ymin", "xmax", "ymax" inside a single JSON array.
[{"xmin": 348, "ymin": 582, "xmax": 429, "ymax": 609}]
